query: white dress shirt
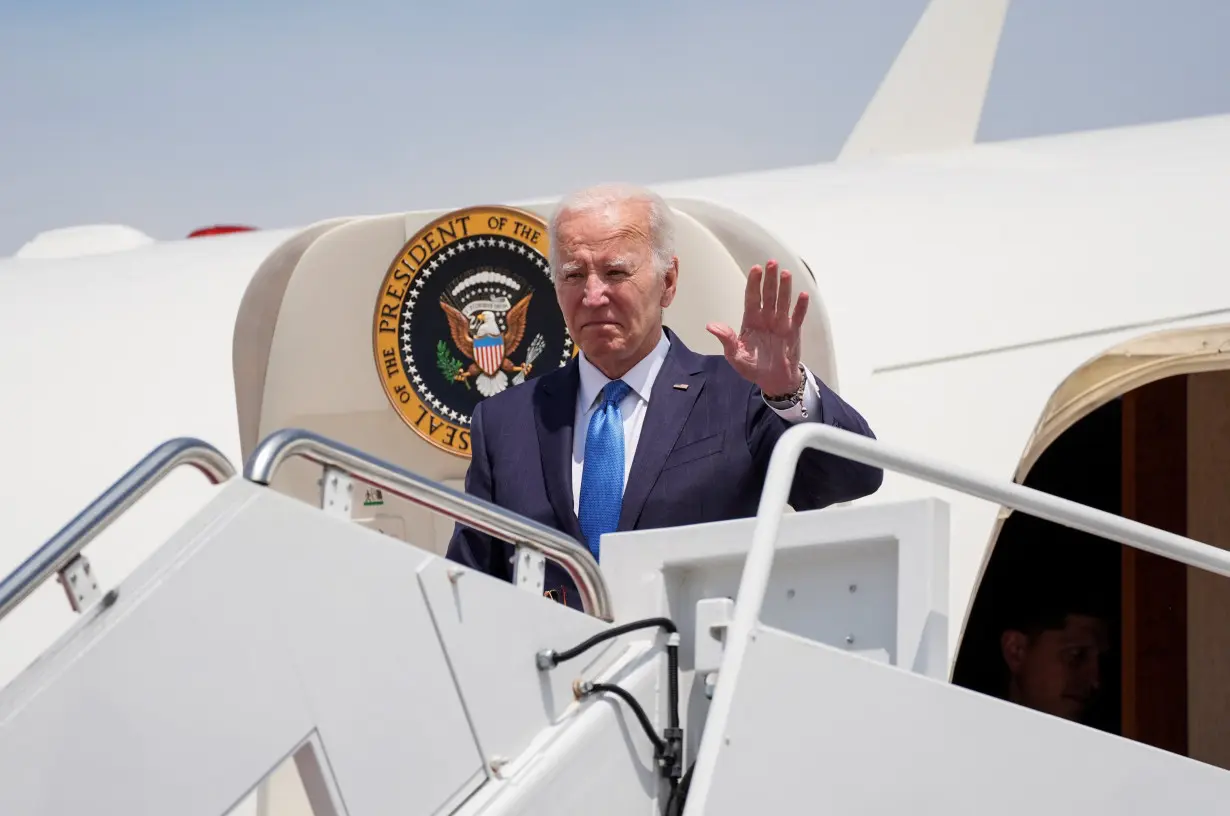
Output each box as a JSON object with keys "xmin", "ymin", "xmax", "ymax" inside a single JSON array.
[{"xmin": 571, "ymin": 330, "xmax": 822, "ymax": 513}]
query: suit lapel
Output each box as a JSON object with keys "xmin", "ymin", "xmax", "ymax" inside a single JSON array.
[
  {"xmin": 534, "ymin": 362, "xmax": 583, "ymax": 539},
  {"xmin": 618, "ymin": 339, "xmax": 706, "ymax": 531}
]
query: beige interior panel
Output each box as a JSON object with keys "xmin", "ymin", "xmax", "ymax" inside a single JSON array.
[
  {"xmin": 233, "ymin": 218, "xmax": 357, "ymax": 458},
  {"xmin": 1186, "ymin": 370, "xmax": 1230, "ymax": 769},
  {"xmin": 669, "ymin": 196, "xmax": 838, "ymax": 390},
  {"xmin": 1015, "ymin": 325, "xmax": 1230, "ymax": 483}
]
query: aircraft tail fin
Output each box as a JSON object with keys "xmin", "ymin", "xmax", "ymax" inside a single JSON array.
[{"xmin": 837, "ymin": 0, "xmax": 1011, "ymax": 162}]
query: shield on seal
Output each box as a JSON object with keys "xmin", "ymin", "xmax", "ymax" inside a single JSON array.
[{"xmin": 473, "ymin": 334, "xmax": 504, "ymax": 377}]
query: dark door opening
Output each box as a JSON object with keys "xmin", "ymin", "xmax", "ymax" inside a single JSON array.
[
  {"xmin": 953, "ymin": 397, "xmax": 1123, "ymax": 735},
  {"xmin": 953, "ymin": 375, "xmax": 1193, "ymax": 752}
]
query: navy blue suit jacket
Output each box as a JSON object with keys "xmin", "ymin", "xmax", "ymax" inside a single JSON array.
[{"xmin": 445, "ymin": 329, "xmax": 882, "ymax": 609}]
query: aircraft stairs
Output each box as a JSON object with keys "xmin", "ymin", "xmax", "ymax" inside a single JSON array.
[{"xmin": 2, "ymin": 425, "xmax": 1230, "ymax": 814}]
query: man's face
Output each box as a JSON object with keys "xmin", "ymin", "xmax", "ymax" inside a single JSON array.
[
  {"xmin": 1002, "ymin": 614, "xmax": 1108, "ymax": 721},
  {"xmin": 552, "ymin": 200, "xmax": 678, "ymax": 377}
]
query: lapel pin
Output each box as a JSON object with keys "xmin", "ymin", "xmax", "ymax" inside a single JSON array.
[{"xmin": 673, "ymin": 383, "xmax": 689, "ymax": 390}]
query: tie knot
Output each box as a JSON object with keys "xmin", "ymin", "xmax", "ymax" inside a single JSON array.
[{"xmin": 601, "ymin": 379, "xmax": 631, "ymax": 408}]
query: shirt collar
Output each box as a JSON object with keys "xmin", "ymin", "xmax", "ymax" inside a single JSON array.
[{"xmin": 577, "ymin": 330, "xmax": 671, "ymax": 412}]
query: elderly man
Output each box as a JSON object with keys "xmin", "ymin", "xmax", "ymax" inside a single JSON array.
[{"xmin": 445, "ymin": 183, "xmax": 882, "ymax": 609}]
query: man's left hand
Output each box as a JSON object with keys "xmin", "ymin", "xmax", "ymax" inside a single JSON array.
[{"xmin": 706, "ymin": 260, "xmax": 810, "ymax": 397}]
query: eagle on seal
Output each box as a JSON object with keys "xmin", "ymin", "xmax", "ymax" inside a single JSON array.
[{"xmin": 439, "ymin": 293, "xmax": 534, "ymax": 397}]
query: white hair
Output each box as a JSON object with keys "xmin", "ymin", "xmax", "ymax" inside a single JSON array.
[{"xmin": 547, "ymin": 182, "xmax": 675, "ymax": 280}]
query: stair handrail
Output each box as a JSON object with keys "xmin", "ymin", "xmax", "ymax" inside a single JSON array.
[
  {"xmin": 0, "ymin": 438, "xmax": 236, "ymax": 622},
  {"xmin": 687, "ymin": 421, "xmax": 1230, "ymax": 811},
  {"xmin": 740, "ymin": 423, "xmax": 1230, "ymax": 633},
  {"xmin": 243, "ymin": 427, "xmax": 613, "ymax": 621}
]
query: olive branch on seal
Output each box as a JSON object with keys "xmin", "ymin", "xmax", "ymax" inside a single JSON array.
[{"xmin": 436, "ymin": 340, "xmax": 469, "ymax": 390}]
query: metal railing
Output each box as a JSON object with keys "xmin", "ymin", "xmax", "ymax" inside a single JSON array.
[
  {"xmin": 687, "ymin": 421, "xmax": 1230, "ymax": 804},
  {"xmin": 243, "ymin": 428, "xmax": 614, "ymax": 621},
  {"xmin": 0, "ymin": 438, "xmax": 236, "ymax": 623},
  {"xmin": 727, "ymin": 421, "xmax": 1230, "ymax": 653}
]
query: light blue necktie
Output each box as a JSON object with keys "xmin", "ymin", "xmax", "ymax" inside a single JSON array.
[{"xmin": 578, "ymin": 379, "xmax": 632, "ymax": 562}]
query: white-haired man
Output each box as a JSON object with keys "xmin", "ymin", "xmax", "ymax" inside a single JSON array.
[{"xmin": 446, "ymin": 183, "xmax": 882, "ymax": 610}]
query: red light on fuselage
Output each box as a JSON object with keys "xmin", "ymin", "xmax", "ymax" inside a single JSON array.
[{"xmin": 187, "ymin": 225, "xmax": 257, "ymax": 238}]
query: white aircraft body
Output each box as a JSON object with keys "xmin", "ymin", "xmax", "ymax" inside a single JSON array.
[{"xmin": 3, "ymin": 0, "xmax": 1230, "ymax": 812}]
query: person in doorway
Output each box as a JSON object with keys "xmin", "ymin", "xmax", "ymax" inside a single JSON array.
[
  {"xmin": 445, "ymin": 182, "xmax": 883, "ymax": 610},
  {"xmin": 998, "ymin": 584, "xmax": 1110, "ymax": 723}
]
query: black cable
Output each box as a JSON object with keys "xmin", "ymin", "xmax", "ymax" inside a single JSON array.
[
  {"xmin": 662, "ymin": 641, "xmax": 683, "ymax": 780},
  {"xmin": 579, "ymin": 682, "xmax": 666, "ymax": 756},
  {"xmin": 579, "ymin": 677, "xmax": 685, "ymax": 816},
  {"xmin": 541, "ymin": 617, "xmax": 684, "ymax": 816},
  {"xmin": 539, "ymin": 616, "xmax": 678, "ymax": 668},
  {"xmin": 664, "ymin": 760, "xmax": 695, "ymax": 816},
  {"xmin": 667, "ymin": 639, "xmax": 679, "ymax": 728}
]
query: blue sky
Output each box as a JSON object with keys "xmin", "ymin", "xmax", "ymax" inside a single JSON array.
[{"xmin": 1, "ymin": 0, "xmax": 1228, "ymax": 254}]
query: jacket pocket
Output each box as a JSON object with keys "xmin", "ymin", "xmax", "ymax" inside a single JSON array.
[{"xmin": 661, "ymin": 431, "xmax": 724, "ymax": 471}]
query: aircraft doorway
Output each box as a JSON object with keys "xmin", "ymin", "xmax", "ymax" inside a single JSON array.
[
  {"xmin": 954, "ymin": 369, "xmax": 1230, "ymax": 769},
  {"xmin": 953, "ymin": 395, "xmax": 1123, "ymax": 735}
]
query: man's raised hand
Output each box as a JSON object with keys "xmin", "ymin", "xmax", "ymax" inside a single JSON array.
[{"xmin": 706, "ymin": 260, "xmax": 809, "ymax": 397}]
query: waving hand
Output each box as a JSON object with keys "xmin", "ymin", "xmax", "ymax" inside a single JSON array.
[{"xmin": 706, "ymin": 260, "xmax": 809, "ymax": 397}]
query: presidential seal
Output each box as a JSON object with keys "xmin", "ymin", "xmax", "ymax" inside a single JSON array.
[{"xmin": 373, "ymin": 205, "xmax": 574, "ymax": 457}]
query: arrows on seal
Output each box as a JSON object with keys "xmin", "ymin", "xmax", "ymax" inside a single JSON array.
[{"xmin": 512, "ymin": 334, "xmax": 546, "ymax": 386}]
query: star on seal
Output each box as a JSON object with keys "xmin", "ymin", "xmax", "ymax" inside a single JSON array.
[{"xmin": 373, "ymin": 205, "xmax": 575, "ymax": 457}]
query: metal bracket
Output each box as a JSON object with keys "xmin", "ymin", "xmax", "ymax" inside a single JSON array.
[
  {"xmin": 56, "ymin": 555, "xmax": 102, "ymax": 613},
  {"xmin": 512, "ymin": 544, "xmax": 546, "ymax": 596},
  {"xmin": 0, "ymin": 437, "xmax": 234, "ymax": 626},
  {"xmin": 319, "ymin": 467, "xmax": 354, "ymax": 520},
  {"xmin": 694, "ymin": 597, "xmax": 735, "ymax": 675}
]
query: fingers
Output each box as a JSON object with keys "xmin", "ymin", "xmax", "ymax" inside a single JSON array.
[
  {"xmin": 744, "ymin": 264, "xmax": 763, "ymax": 315},
  {"xmin": 762, "ymin": 261, "xmax": 779, "ymax": 324},
  {"xmin": 790, "ymin": 290, "xmax": 810, "ymax": 331},
  {"xmin": 706, "ymin": 322, "xmax": 738, "ymax": 356},
  {"xmin": 746, "ymin": 260, "xmax": 807, "ymax": 333},
  {"xmin": 774, "ymin": 265, "xmax": 793, "ymax": 330}
]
